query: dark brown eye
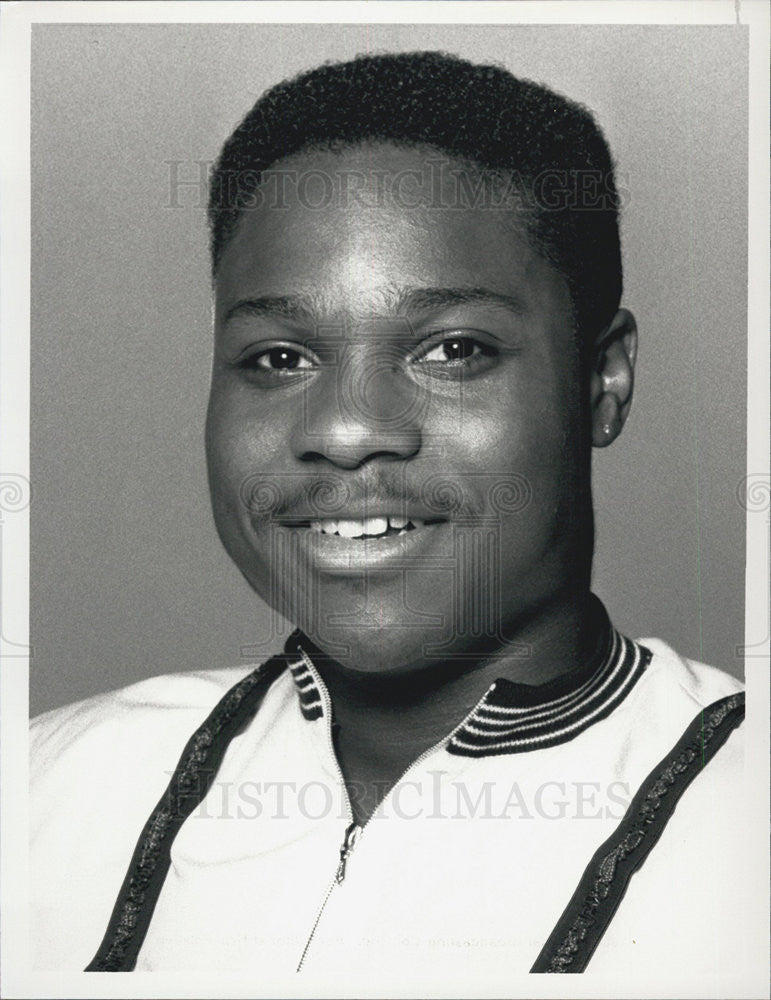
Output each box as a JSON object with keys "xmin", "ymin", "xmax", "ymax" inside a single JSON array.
[
  {"xmin": 263, "ymin": 348, "xmax": 301, "ymax": 369},
  {"xmin": 242, "ymin": 347, "xmax": 314, "ymax": 372},
  {"xmin": 419, "ymin": 337, "xmax": 480, "ymax": 364},
  {"xmin": 442, "ymin": 338, "xmax": 475, "ymax": 361}
]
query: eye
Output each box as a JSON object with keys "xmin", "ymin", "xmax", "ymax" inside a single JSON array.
[
  {"xmin": 239, "ymin": 346, "xmax": 315, "ymax": 373},
  {"xmin": 411, "ymin": 334, "xmax": 499, "ymax": 380},
  {"xmin": 418, "ymin": 337, "xmax": 481, "ymax": 364}
]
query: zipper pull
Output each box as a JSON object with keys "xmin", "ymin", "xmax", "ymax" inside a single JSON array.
[{"xmin": 335, "ymin": 822, "xmax": 361, "ymax": 884}]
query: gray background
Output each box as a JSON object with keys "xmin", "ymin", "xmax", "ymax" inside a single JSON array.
[{"xmin": 30, "ymin": 23, "xmax": 748, "ymax": 716}]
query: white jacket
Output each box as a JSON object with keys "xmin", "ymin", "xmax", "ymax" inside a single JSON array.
[{"xmin": 30, "ymin": 620, "xmax": 747, "ymax": 992}]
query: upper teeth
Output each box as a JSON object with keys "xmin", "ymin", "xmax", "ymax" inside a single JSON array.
[{"xmin": 310, "ymin": 516, "xmax": 422, "ymax": 538}]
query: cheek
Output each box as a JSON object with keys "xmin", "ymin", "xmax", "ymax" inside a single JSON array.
[
  {"xmin": 443, "ymin": 370, "xmax": 583, "ymax": 561},
  {"xmin": 206, "ymin": 389, "xmax": 246, "ymax": 498},
  {"xmin": 449, "ymin": 377, "xmax": 575, "ymax": 480},
  {"xmin": 205, "ymin": 383, "xmax": 286, "ymax": 496}
]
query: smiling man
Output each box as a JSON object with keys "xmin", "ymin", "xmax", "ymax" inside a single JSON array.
[{"xmin": 31, "ymin": 52, "xmax": 747, "ymax": 985}]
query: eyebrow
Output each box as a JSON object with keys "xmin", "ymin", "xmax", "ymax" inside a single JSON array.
[
  {"xmin": 223, "ymin": 286, "xmax": 529, "ymax": 327},
  {"xmin": 223, "ymin": 295, "xmax": 318, "ymax": 327},
  {"xmin": 395, "ymin": 286, "xmax": 529, "ymax": 319}
]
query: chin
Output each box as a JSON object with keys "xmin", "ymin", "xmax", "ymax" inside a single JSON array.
[{"xmin": 305, "ymin": 623, "xmax": 439, "ymax": 675}]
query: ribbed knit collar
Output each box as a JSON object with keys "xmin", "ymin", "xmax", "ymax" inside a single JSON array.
[{"xmin": 282, "ymin": 598, "xmax": 651, "ymax": 758}]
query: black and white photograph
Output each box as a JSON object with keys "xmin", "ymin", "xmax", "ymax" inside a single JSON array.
[{"xmin": 1, "ymin": 2, "xmax": 768, "ymax": 997}]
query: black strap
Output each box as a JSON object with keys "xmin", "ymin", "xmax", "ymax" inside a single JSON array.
[
  {"xmin": 530, "ymin": 691, "xmax": 745, "ymax": 973},
  {"xmin": 86, "ymin": 672, "xmax": 744, "ymax": 973},
  {"xmin": 85, "ymin": 654, "xmax": 285, "ymax": 972}
]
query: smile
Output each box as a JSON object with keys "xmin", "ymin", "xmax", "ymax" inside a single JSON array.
[
  {"xmin": 272, "ymin": 515, "xmax": 448, "ymax": 572},
  {"xmin": 308, "ymin": 516, "xmax": 424, "ymax": 539}
]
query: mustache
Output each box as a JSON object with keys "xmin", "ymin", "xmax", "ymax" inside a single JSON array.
[{"xmin": 239, "ymin": 471, "xmax": 532, "ymax": 519}]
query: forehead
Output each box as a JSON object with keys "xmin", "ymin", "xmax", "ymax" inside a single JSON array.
[{"xmin": 215, "ymin": 143, "xmax": 569, "ymax": 324}]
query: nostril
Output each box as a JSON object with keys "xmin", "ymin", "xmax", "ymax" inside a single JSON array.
[
  {"xmin": 298, "ymin": 449, "xmax": 408, "ymax": 469},
  {"xmin": 291, "ymin": 410, "xmax": 422, "ymax": 468}
]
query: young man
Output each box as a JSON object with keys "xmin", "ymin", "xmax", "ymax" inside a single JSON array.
[{"xmin": 31, "ymin": 52, "xmax": 746, "ymax": 984}]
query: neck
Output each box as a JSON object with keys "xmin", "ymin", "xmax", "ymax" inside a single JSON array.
[{"xmin": 301, "ymin": 588, "xmax": 602, "ymax": 824}]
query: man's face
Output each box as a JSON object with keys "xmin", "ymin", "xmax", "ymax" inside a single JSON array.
[{"xmin": 206, "ymin": 143, "xmax": 590, "ymax": 675}]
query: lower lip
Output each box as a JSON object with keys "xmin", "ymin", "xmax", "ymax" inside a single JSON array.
[{"xmin": 272, "ymin": 523, "xmax": 447, "ymax": 572}]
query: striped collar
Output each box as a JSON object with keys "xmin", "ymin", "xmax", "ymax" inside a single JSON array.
[
  {"xmin": 282, "ymin": 600, "xmax": 651, "ymax": 757},
  {"xmin": 286, "ymin": 648, "xmax": 325, "ymax": 722}
]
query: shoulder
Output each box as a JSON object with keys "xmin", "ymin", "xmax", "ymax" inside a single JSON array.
[
  {"xmin": 29, "ymin": 662, "xmax": 291, "ymax": 969},
  {"xmin": 590, "ymin": 639, "xmax": 750, "ymax": 979},
  {"xmin": 633, "ymin": 636, "xmax": 745, "ymax": 777},
  {"xmin": 31, "ymin": 666, "xmax": 256, "ymax": 777},
  {"xmin": 29, "ymin": 663, "xmax": 298, "ymax": 822},
  {"xmin": 634, "ymin": 635, "xmax": 743, "ymax": 709},
  {"xmin": 592, "ymin": 635, "xmax": 746, "ymax": 800},
  {"xmin": 623, "ymin": 637, "xmax": 747, "ymax": 890}
]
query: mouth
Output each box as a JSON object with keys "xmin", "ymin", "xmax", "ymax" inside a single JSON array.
[
  {"xmin": 271, "ymin": 514, "xmax": 448, "ymax": 571},
  {"xmin": 303, "ymin": 515, "xmax": 437, "ymax": 539}
]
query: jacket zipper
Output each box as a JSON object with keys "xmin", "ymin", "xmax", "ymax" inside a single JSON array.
[
  {"xmin": 296, "ymin": 820, "xmax": 361, "ymax": 971},
  {"xmin": 295, "ymin": 646, "xmax": 494, "ymax": 973}
]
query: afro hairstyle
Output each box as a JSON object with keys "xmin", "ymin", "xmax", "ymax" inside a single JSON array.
[{"xmin": 208, "ymin": 50, "xmax": 623, "ymax": 342}]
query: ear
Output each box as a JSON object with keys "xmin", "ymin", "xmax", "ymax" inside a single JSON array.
[{"xmin": 589, "ymin": 308, "xmax": 638, "ymax": 448}]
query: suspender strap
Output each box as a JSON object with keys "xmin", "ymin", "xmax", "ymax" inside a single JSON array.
[
  {"xmin": 530, "ymin": 691, "xmax": 745, "ymax": 973},
  {"xmin": 85, "ymin": 655, "xmax": 286, "ymax": 972}
]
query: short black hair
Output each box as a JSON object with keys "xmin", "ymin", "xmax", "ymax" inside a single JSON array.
[{"xmin": 209, "ymin": 50, "xmax": 622, "ymax": 340}]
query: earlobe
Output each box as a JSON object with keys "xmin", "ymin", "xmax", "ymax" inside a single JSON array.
[{"xmin": 590, "ymin": 308, "xmax": 638, "ymax": 448}]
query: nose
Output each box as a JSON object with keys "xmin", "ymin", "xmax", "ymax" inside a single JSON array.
[{"xmin": 291, "ymin": 344, "xmax": 424, "ymax": 469}]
